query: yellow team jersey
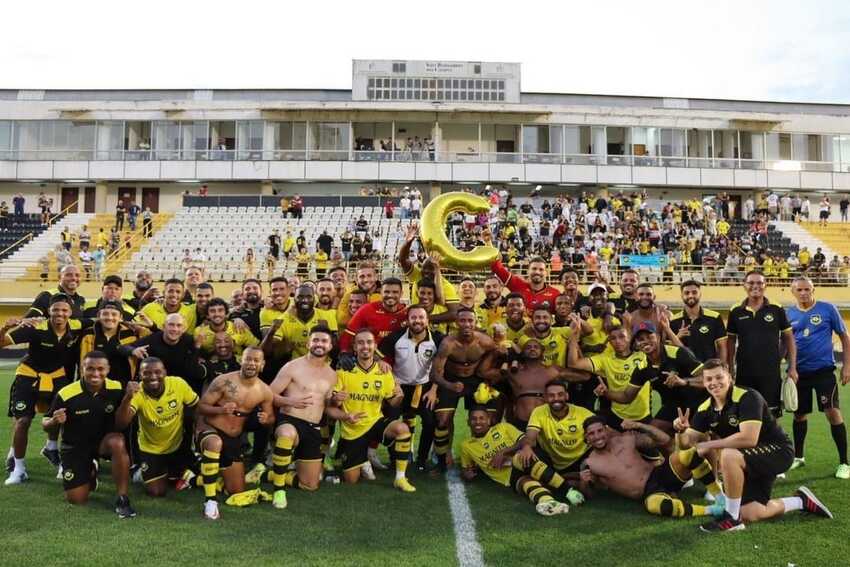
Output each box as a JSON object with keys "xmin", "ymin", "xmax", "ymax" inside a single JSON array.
[
  {"xmin": 406, "ymin": 265, "xmax": 459, "ymax": 304},
  {"xmin": 581, "ymin": 315, "xmax": 621, "ymax": 352},
  {"xmin": 139, "ymin": 302, "xmax": 197, "ymax": 332},
  {"xmin": 129, "ymin": 376, "xmax": 199, "ymax": 454},
  {"xmin": 460, "ymin": 422, "xmax": 524, "ymax": 487},
  {"xmin": 517, "ymin": 327, "xmax": 572, "ymax": 367},
  {"xmin": 336, "ymin": 285, "xmax": 382, "ymax": 325},
  {"xmin": 259, "ymin": 305, "xmax": 290, "ymax": 334},
  {"xmin": 315, "ymin": 251, "xmax": 329, "ymax": 268},
  {"xmin": 428, "ymin": 304, "xmax": 449, "ymax": 335},
  {"xmin": 334, "ymin": 363, "xmax": 395, "ymax": 440},
  {"xmin": 527, "ymin": 404, "xmax": 594, "ymax": 470},
  {"xmin": 588, "ymin": 350, "xmax": 649, "ymax": 420},
  {"xmin": 193, "ymin": 321, "xmax": 259, "ymax": 357},
  {"xmin": 278, "ymin": 309, "xmax": 339, "ymax": 357},
  {"xmin": 475, "ymin": 303, "xmax": 505, "ymax": 331}
]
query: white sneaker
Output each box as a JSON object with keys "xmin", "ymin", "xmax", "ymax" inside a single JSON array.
[
  {"xmin": 132, "ymin": 467, "xmax": 144, "ymax": 484},
  {"xmin": 777, "ymin": 473, "xmax": 787, "ymax": 480},
  {"xmin": 204, "ymin": 500, "xmax": 220, "ymax": 520},
  {"xmin": 361, "ymin": 461, "xmax": 376, "ymax": 480},
  {"xmin": 367, "ymin": 449, "xmax": 388, "ymax": 471},
  {"xmin": 536, "ymin": 500, "xmax": 569, "ymax": 516},
  {"xmin": 56, "ymin": 465, "xmax": 64, "ymax": 480},
  {"xmin": 5, "ymin": 469, "xmax": 29, "ymax": 486}
]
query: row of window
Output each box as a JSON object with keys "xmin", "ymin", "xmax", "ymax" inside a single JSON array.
[{"xmin": 368, "ymin": 77, "xmax": 506, "ymax": 90}]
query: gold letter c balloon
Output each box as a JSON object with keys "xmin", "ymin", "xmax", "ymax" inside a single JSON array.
[{"xmin": 419, "ymin": 192, "xmax": 499, "ymax": 270}]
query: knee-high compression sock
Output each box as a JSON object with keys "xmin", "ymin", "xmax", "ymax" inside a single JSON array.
[
  {"xmin": 272, "ymin": 437, "xmax": 294, "ymax": 490},
  {"xmin": 511, "ymin": 453, "xmax": 565, "ymax": 490},
  {"xmin": 201, "ymin": 450, "xmax": 220, "ymax": 501},
  {"xmin": 645, "ymin": 493, "xmax": 710, "ymax": 517},
  {"xmin": 831, "ymin": 423, "xmax": 848, "ymax": 465},
  {"xmin": 678, "ymin": 448, "xmax": 720, "ymax": 496},
  {"xmin": 434, "ymin": 425, "xmax": 451, "ymax": 461},
  {"xmin": 320, "ymin": 423, "xmax": 331, "ymax": 457},
  {"xmin": 793, "ymin": 420, "xmax": 808, "ymax": 459},
  {"xmin": 282, "ymin": 470, "xmax": 300, "ymax": 488},
  {"xmin": 518, "ymin": 479, "xmax": 555, "ymax": 506},
  {"xmin": 393, "ymin": 434, "xmax": 412, "ymax": 479},
  {"xmin": 404, "ymin": 416, "xmax": 417, "ymax": 453}
]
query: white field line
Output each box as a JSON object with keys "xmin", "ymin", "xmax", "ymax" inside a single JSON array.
[{"xmin": 446, "ymin": 468, "xmax": 486, "ymax": 567}]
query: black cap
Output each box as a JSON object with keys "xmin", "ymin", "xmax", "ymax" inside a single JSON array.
[
  {"xmin": 49, "ymin": 293, "xmax": 72, "ymax": 306},
  {"xmin": 102, "ymin": 275, "xmax": 123, "ymax": 288},
  {"xmin": 99, "ymin": 300, "xmax": 124, "ymax": 313}
]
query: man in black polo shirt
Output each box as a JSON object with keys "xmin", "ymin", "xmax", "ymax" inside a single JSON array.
[
  {"xmin": 229, "ymin": 279, "xmax": 264, "ymax": 340},
  {"xmin": 200, "ymin": 333, "xmax": 241, "ymax": 390},
  {"xmin": 2, "ymin": 294, "xmax": 82, "ymax": 484},
  {"xmin": 82, "ymin": 275, "xmax": 137, "ymax": 322},
  {"xmin": 79, "ymin": 300, "xmax": 148, "ymax": 386},
  {"xmin": 123, "ymin": 270, "xmax": 155, "ymax": 311},
  {"xmin": 669, "ymin": 279, "xmax": 727, "ymax": 362},
  {"xmin": 42, "ymin": 351, "xmax": 135, "ymax": 518},
  {"xmin": 119, "ymin": 313, "xmax": 205, "ymax": 393},
  {"xmin": 26, "ymin": 265, "xmax": 85, "ymax": 319},
  {"xmin": 726, "ymin": 270, "xmax": 797, "ymax": 416},
  {"xmin": 609, "ymin": 269, "xmax": 639, "ymax": 315}
]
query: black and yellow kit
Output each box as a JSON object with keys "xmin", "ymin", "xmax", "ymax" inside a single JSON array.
[
  {"xmin": 26, "ymin": 287, "xmax": 85, "ymax": 319},
  {"xmin": 460, "ymin": 422, "xmax": 524, "ymax": 486},
  {"xmin": 47, "ymin": 378, "xmax": 124, "ymax": 490},
  {"xmin": 669, "ymin": 308, "xmax": 726, "ymax": 362},
  {"xmin": 691, "ymin": 386, "xmax": 793, "ymax": 504},
  {"xmin": 527, "ymin": 403, "xmax": 594, "ymax": 472},
  {"xmin": 7, "ymin": 320, "xmax": 81, "ymax": 417},
  {"xmin": 629, "ymin": 344, "xmax": 704, "ymax": 422},
  {"xmin": 588, "ymin": 349, "xmax": 649, "ymax": 421},
  {"xmin": 82, "ymin": 298, "xmax": 136, "ymax": 322},
  {"xmin": 78, "ymin": 322, "xmax": 145, "ymax": 385}
]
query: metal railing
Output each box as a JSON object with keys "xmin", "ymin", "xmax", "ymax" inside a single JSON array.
[
  {"xmin": 0, "ymin": 200, "xmax": 78, "ymax": 259},
  {"xmin": 0, "ymin": 148, "xmax": 845, "ymax": 173}
]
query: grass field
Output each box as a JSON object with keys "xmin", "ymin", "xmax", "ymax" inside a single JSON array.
[{"xmin": 0, "ymin": 364, "xmax": 848, "ymax": 567}]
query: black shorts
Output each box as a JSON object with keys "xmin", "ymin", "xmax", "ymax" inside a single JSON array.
[
  {"xmin": 531, "ymin": 444, "xmax": 589, "ymax": 475},
  {"xmin": 138, "ymin": 447, "xmax": 192, "ymax": 483},
  {"xmin": 568, "ymin": 379, "xmax": 597, "ymax": 412},
  {"xmin": 60, "ymin": 445, "xmax": 101, "ymax": 490},
  {"xmin": 274, "ymin": 414, "xmax": 323, "ymax": 462},
  {"xmin": 642, "ymin": 457, "xmax": 687, "ymax": 498},
  {"xmin": 796, "ymin": 367, "xmax": 839, "ymax": 414},
  {"xmin": 507, "ymin": 415, "xmax": 528, "ymax": 433},
  {"xmin": 337, "ymin": 417, "xmax": 396, "ymax": 472},
  {"xmin": 435, "ymin": 376, "xmax": 497, "ymax": 413},
  {"xmin": 8, "ymin": 373, "xmax": 70, "ymax": 418},
  {"xmin": 196, "ymin": 428, "xmax": 243, "ymax": 468},
  {"xmin": 736, "ymin": 372, "xmax": 782, "ymax": 416},
  {"xmin": 820, "ymin": 210, "xmax": 830, "ymax": 220},
  {"xmin": 741, "ymin": 441, "xmax": 794, "ymax": 505}
]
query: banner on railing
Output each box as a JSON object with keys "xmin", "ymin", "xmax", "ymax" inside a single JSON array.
[{"xmin": 618, "ymin": 254, "xmax": 668, "ymax": 268}]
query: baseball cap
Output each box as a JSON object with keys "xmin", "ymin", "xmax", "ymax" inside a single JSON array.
[
  {"xmin": 588, "ymin": 283, "xmax": 608, "ymax": 295},
  {"xmin": 99, "ymin": 300, "xmax": 124, "ymax": 313},
  {"xmin": 633, "ymin": 321, "xmax": 657, "ymax": 335}
]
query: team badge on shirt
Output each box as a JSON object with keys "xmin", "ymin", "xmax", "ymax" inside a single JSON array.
[
  {"xmin": 699, "ymin": 325, "xmax": 709, "ymax": 334},
  {"xmin": 764, "ymin": 314, "xmax": 774, "ymax": 323},
  {"xmin": 810, "ymin": 314, "xmax": 822, "ymax": 325},
  {"xmin": 169, "ymin": 400, "xmax": 177, "ymax": 409}
]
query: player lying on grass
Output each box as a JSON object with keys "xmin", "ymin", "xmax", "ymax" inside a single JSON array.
[{"xmin": 460, "ymin": 407, "xmax": 570, "ymax": 516}]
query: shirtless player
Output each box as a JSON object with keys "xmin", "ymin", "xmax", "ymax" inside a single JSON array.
[
  {"xmin": 430, "ymin": 308, "xmax": 497, "ymax": 473},
  {"xmin": 196, "ymin": 347, "xmax": 274, "ymax": 520},
  {"xmin": 580, "ymin": 415, "xmax": 724, "ymax": 520},
  {"xmin": 267, "ymin": 326, "xmax": 339, "ymax": 509}
]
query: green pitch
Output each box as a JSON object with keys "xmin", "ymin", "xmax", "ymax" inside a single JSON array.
[{"xmin": 0, "ymin": 366, "xmax": 847, "ymax": 567}]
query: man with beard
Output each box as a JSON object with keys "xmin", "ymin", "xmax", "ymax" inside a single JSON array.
[
  {"xmin": 568, "ymin": 316, "xmax": 650, "ymax": 430},
  {"xmin": 430, "ymin": 308, "xmax": 498, "ymax": 473},
  {"xmin": 379, "ymin": 306, "xmax": 443, "ymax": 472},
  {"xmin": 581, "ymin": 415, "xmax": 723, "ymax": 520},
  {"xmin": 115, "ymin": 357, "xmax": 198, "ymax": 496},
  {"xmin": 183, "ymin": 266, "xmax": 205, "ymax": 302},
  {"xmin": 328, "ymin": 329, "xmax": 415, "ymax": 492},
  {"xmin": 560, "ymin": 270, "xmax": 586, "ymax": 312},
  {"xmin": 192, "ymin": 283, "xmax": 215, "ymax": 326},
  {"xmin": 609, "ymin": 269, "xmax": 639, "ymax": 314},
  {"xmin": 512, "ymin": 380, "xmax": 593, "ymax": 506},
  {"xmin": 579, "ymin": 284, "xmax": 621, "ymax": 356},
  {"xmin": 200, "ymin": 333, "xmax": 241, "ymax": 390},
  {"xmin": 627, "ymin": 283, "xmax": 669, "ymax": 338},
  {"xmin": 82, "ymin": 275, "xmax": 136, "ymax": 321},
  {"xmin": 263, "ymin": 285, "xmax": 338, "ymax": 361},
  {"xmin": 42, "ymin": 351, "xmax": 134, "ymax": 517},
  {"xmin": 500, "ymin": 293, "xmax": 528, "ymax": 345},
  {"xmin": 196, "ymin": 347, "xmax": 275, "ymax": 520},
  {"xmin": 475, "ymin": 276, "xmax": 505, "ymax": 331},
  {"xmin": 669, "ymin": 280, "xmax": 727, "ymax": 363},
  {"xmin": 339, "ymin": 278, "xmax": 407, "ymax": 351},
  {"xmin": 266, "ymin": 326, "xmax": 338, "ymax": 507},
  {"xmin": 26, "ymin": 265, "xmax": 85, "ymax": 319},
  {"xmin": 726, "ymin": 270, "xmax": 797, "ymax": 416},
  {"xmin": 518, "ymin": 306, "xmax": 590, "ymax": 368},
  {"xmin": 124, "ymin": 270, "xmax": 156, "ymax": 311},
  {"xmin": 336, "ymin": 263, "xmax": 381, "ymax": 327},
  {"xmin": 2, "ymin": 294, "xmax": 82, "ymax": 484},
  {"xmin": 594, "ymin": 322, "xmax": 705, "ymax": 433},
  {"xmin": 194, "ymin": 298, "xmax": 258, "ymax": 358},
  {"xmin": 230, "ymin": 279, "xmax": 264, "ymax": 340},
  {"xmin": 79, "ymin": 300, "xmax": 149, "ymax": 386},
  {"xmin": 415, "ymin": 279, "xmax": 450, "ymax": 335},
  {"xmin": 315, "ymin": 279, "xmax": 337, "ymax": 314},
  {"xmin": 399, "ymin": 224, "xmax": 460, "ymax": 308},
  {"xmin": 120, "ymin": 313, "xmax": 205, "ymax": 394},
  {"xmin": 461, "ymin": 407, "xmax": 570, "ymax": 516},
  {"xmin": 140, "ymin": 279, "xmax": 197, "ymax": 332},
  {"xmin": 486, "ymin": 239, "xmax": 560, "ymax": 315}
]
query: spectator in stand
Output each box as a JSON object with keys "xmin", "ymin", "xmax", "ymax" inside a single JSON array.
[
  {"xmin": 61, "ymin": 226, "xmax": 74, "ymax": 251},
  {"xmin": 781, "ymin": 193, "xmax": 793, "ymax": 221},
  {"xmin": 799, "ymin": 247, "xmax": 811, "ymax": 271},
  {"xmin": 180, "ymin": 249, "xmax": 193, "ymax": 272},
  {"xmin": 244, "ymin": 248, "xmax": 256, "ymax": 279},
  {"xmin": 127, "ymin": 201, "xmax": 141, "ymax": 231},
  {"xmin": 12, "ymin": 193, "xmax": 24, "ymax": 216},
  {"xmin": 290, "ymin": 193, "xmax": 304, "ymax": 219},
  {"xmin": 142, "ymin": 207, "xmax": 153, "ymax": 237},
  {"xmin": 0, "ymin": 201, "xmax": 8, "ymax": 232},
  {"xmin": 78, "ymin": 225, "xmax": 91, "ymax": 251},
  {"xmin": 56, "ymin": 245, "xmax": 73, "ymax": 270},
  {"xmin": 840, "ymin": 195, "xmax": 850, "ymax": 222},
  {"xmin": 316, "ymin": 230, "xmax": 334, "ymax": 257},
  {"xmin": 340, "ymin": 228, "xmax": 353, "ymax": 262},
  {"xmin": 79, "ymin": 248, "xmax": 93, "ymax": 281},
  {"xmin": 743, "ymin": 195, "xmax": 755, "ymax": 220},
  {"xmin": 819, "ymin": 196, "xmax": 831, "ymax": 227},
  {"xmin": 355, "ymin": 215, "xmax": 369, "ymax": 236},
  {"xmin": 91, "ymin": 246, "xmax": 106, "ymax": 281},
  {"xmin": 767, "ymin": 192, "xmax": 779, "ymax": 219},
  {"xmin": 115, "ymin": 199, "xmax": 126, "ymax": 231},
  {"xmin": 801, "ymin": 196, "xmax": 811, "ymax": 220},
  {"xmin": 283, "ymin": 231, "xmax": 296, "ymax": 261},
  {"xmin": 95, "ymin": 228, "xmax": 109, "ymax": 250},
  {"xmin": 315, "ymin": 247, "xmax": 329, "ymax": 279},
  {"xmin": 399, "ymin": 190, "xmax": 411, "ymax": 219},
  {"xmin": 295, "ymin": 246, "xmax": 311, "ymax": 279},
  {"xmin": 280, "ymin": 195, "xmax": 291, "ymax": 218},
  {"xmin": 410, "ymin": 193, "xmax": 422, "ymax": 219},
  {"xmin": 384, "ymin": 199, "xmax": 395, "ymax": 219},
  {"xmin": 110, "ymin": 227, "xmax": 120, "ymax": 252},
  {"xmin": 267, "ymin": 230, "xmax": 281, "ymax": 262}
]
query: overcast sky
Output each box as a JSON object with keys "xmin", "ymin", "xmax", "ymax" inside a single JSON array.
[{"xmin": 3, "ymin": 0, "xmax": 849, "ymax": 103}]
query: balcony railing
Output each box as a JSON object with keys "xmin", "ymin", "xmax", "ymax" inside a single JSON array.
[{"xmin": 0, "ymin": 148, "xmax": 843, "ymax": 172}]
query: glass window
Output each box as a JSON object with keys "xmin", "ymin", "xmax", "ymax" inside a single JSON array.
[
  {"xmin": 153, "ymin": 121, "xmax": 181, "ymax": 160},
  {"xmin": 237, "ymin": 120, "xmax": 264, "ymax": 159},
  {"xmin": 96, "ymin": 121, "xmax": 124, "ymax": 160},
  {"xmin": 309, "ymin": 122, "xmax": 350, "ymax": 160},
  {"xmin": 765, "ymin": 132, "xmax": 791, "ymax": 161}
]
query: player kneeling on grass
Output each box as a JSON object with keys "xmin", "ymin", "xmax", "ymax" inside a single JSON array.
[
  {"xmin": 327, "ymin": 329, "xmax": 416, "ymax": 493},
  {"xmin": 674, "ymin": 359, "xmax": 833, "ymax": 533},
  {"xmin": 42, "ymin": 351, "xmax": 136, "ymax": 518},
  {"xmin": 461, "ymin": 407, "xmax": 570, "ymax": 516},
  {"xmin": 581, "ymin": 415, "xmax": 723, "ymax": 521},
  {"xmin": 114, "ymin": 357, "xmax": 199, "ymax": 497}
]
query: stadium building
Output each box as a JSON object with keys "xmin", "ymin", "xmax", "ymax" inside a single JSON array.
[{"xmin": 0, "ymin": 59, "xmax": 848, "ymax": 317}]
